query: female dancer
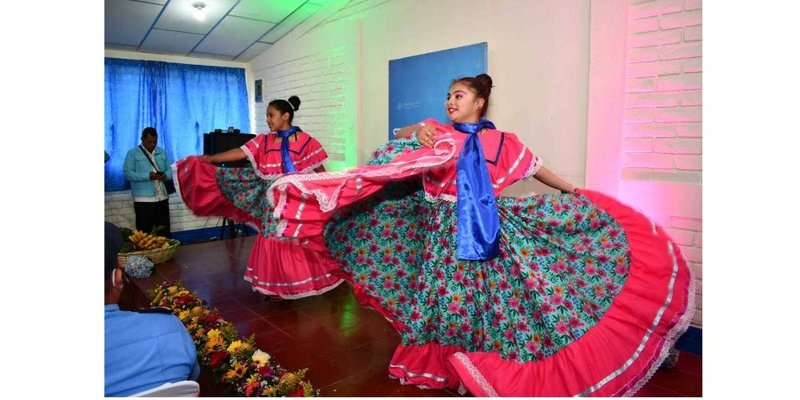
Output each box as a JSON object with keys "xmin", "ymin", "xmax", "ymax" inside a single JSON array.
[
  {"xmin": 174, "ymin": 96, "xmax": 342, "ymax": 299},
  {"xmin": 267, "ymin": 76, "xmax": 694, "ymax": 396}
]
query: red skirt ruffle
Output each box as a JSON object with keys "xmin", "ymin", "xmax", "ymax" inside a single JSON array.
[{"xmin": 340, "ymin": 189, "xmax": 694, "ymax": 396}]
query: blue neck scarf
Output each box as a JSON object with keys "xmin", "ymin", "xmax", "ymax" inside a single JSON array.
[
  {"xmin": 452, "ymin": 120, "xmax": 500, "ymax": 261},
  {"xmin": 276, "ymin": 126, "xmax": 300, "ymax": 173}
]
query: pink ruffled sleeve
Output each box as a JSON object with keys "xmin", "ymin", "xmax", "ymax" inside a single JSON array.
[{"xmin": 497, "ymin": 133, "xmax": 542, "ymax": 186}]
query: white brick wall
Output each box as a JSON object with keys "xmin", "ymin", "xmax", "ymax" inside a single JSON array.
[
  {"xmin": 104, "ymin": 191, "xmax": 224, "ymax": 233},
  {"xmin": 252, "ymin": 46, "xmax": 353, "ymax": 163},
  {"xmin": 623, "ymin": 0, "xmax": 702, "ymax": 180},
  {"xmin": 624, "ymin": 0, "xmax": 702, "ymax": 327},
  {"xmin": 670, "ymin": 216, "xmax": 703, "ymax": 327}
]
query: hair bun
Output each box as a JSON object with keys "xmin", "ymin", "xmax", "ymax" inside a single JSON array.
[
  {"xmin": 475, "ymin": 74, "xmax": 493, "ymax": 96},
  {"xmin": 475, "ymin": 74, "xmax": 493, "ymax": 86},
  {"xmin": 287, "ymin": 95, "xmax": 301, "ymax": 111}
]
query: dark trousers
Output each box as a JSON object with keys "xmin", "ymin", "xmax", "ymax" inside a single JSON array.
[{"xmin": 133, "ymin": 199, "xmax": 171, "ymax": 238}]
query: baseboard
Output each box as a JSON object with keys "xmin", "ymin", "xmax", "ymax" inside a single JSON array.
[
  {"xmin": 171, "ymin": 224, "xmax": 258, "ymax": 245},
  {"xmin": 675, "ymin": 326, "xmax": 702, "ymax": 356}
]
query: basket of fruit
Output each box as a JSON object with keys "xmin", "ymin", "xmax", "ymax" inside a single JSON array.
[{"xmin": 117, "ymin": 227, "xmax": 180, "ymax": 267}]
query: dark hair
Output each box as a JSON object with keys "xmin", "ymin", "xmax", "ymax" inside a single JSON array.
[
  {"xmin": 452, "ymin": 74, "xmax": 493, "ymax": 117},
  {"xmin": 141, "ymin": 126, "xmax": 158, "ymax": 139},
  {"xmin": 268, "ymin": 95, "xmax": 302, "ymax": 124}
]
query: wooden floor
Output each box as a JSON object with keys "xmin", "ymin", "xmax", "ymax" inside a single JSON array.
[{"xmin": 123, "ymin": 235, "xmax": 702, "ymax": 397}]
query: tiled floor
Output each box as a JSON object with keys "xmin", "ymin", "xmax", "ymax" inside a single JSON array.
[{"xmin": 123, "ymin": 235, "xmax": 702, "ymax": 397}]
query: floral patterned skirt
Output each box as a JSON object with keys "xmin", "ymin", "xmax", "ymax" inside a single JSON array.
[
  {"xmin": 320, "ymin": 142, "xmax": 694, "ymax": 396},
  {"xmin": 174, "ymin": 156, "xmax": 342, "ymax": 299}
]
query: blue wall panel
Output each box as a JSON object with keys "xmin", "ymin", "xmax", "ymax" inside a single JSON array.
[{"xmin": 388, "ymin": 42, "xmax": 487, "ymax": 139}]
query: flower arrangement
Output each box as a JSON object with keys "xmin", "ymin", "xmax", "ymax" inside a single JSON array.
[{"xmin": 151, "ymin": 281, "xmax": 318, "ymax": 397}]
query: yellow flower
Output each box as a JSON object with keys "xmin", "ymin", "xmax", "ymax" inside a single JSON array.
[
  {"xmin": 251, "ymin": 350, "xmax": 271, "ymax": 367},
  {"xmin": 223, "ymin": 362, "xmax": 248, "ymax": 381},
  {"xmin": 227, "ymin": 340, "xmax": 252, "ymax": 356},
  {"xmin": 190, "ymin": 306, "xmax": 206, "ymax": 318},
  {"xmin": 167, "ymin": 286, "xmax": 177, "ymax": 294},
  {"xmin": 193, "ymin": 327, "xmax": 206, "ymax": 340},
  {"xmin": 207, "ymin": 329, "xmax": 222, "ymax": 340},
  {"xmin": 176, "ymin": 290, "xmax": 190, "ymax": 297},
  {"xmin": 178, "ymin": 310, "xmax": 190, "ymax": 321},
  {"xmin": 205, "ymin": 335, "xmax": 226, "ymax": 352},
  {"xmin": 280, "ymin": 372, "xmax": 298, "ymax": 385},
  {"xmin": 261, "ymin": 387, "xmax": 277, "ymax": 396}
]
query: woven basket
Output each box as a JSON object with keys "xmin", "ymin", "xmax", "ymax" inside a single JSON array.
[{"xmin": 118, "ymin": 239, "xmax": 181, "ymax": 267}]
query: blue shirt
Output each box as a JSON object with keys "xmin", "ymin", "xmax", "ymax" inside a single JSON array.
[
  {"xmin": 104, "ymin": 304, "xmax": 200, "ymax": 396},
  {"xmin": 123, "ymin": 146, "xmax": 172, "ymax": 200}
]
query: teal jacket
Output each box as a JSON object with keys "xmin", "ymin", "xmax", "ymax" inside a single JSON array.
[{"xmin": 123, "ymin": 146, "xmax": 173, "ymax": 197}]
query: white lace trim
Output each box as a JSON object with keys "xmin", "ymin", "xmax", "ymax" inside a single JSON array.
[
  {"xmin": 619, "ymin": 240, "xmax": 697, "ymax": 397},
  {"xmin": 275, "ymin": 218, "xmax": 288, "ymax": 237},
  {"xmin": 522, "ymin": 155, "xmax": 543, "ymax": 181},
  {"xmin": 243, "ymin": 272, "xmax": 340, "ymax": 288},
  {"xmin": 268, "ymin": 136, "xmax": 457, "ymax": 213},
  {"xmin": 424, "ymin": 191, "xmax": 456, "ymax": 203},
  {"xmin": 243, "ymin": 277, "xmax": 343, "ymax": 299},
  {"xmin": 450, "ymin": 352, "xmax": 499, "ymax": 396}
]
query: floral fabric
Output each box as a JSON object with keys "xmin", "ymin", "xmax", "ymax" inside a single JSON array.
[
  {"xmin": 215, "ymin": 167, "xmax": 282, "ymax": 238},
  {"xmin": 324, "ymin": 139, "xmax": 630, "ymax": 361}
]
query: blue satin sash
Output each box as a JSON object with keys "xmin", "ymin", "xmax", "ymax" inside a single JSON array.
[
  {"xmin": 452, "ymin": 120, "xmax": 500, "ymax": 261},
  {"xmin": 276, "ymin": 126, "xmax": 300, "ymax": 173}
]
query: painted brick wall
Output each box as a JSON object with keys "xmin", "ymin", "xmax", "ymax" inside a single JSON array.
[
  {"xmin": 252, "ymin": 45, "xmax": 355, "ymax": 168},
  {"xmin": 104, "ymin": 191, "xmax": 223, "ymax": 233},
  {"xmin": 624, "ymin": 0, "xmax": 702, "ymax": 327}
]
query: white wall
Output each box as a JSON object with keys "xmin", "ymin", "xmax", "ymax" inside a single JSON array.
[
  {"xmin": 252, "ymin": 0, "xmax": 592, "ymax": 195},
  {"xmin": 104, "ymin": 191, "xmax": 230, "ymax": 234},
  {"xmin": 248, "ymin": 22, "xmax": 361, "ymax": 172},
  {"xmin": 586, "ymin": 0, "xmax": 702, "ymax": 327}
]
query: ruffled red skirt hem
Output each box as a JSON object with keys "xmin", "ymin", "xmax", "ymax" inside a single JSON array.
[
  {"xmin": 339, "ymin": 190, "xmax": 694, "ymax": 396},
  {"xmin": 243, "ymin": 235, "xmax": 342, "ymax": 299}
]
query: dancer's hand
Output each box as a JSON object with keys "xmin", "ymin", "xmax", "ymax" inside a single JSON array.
[{"xmin": 416, "ymin": 125, "xmax": 438, "ymax": 148}]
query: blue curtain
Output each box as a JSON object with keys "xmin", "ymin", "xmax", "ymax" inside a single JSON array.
[{"xmin": 104, "ymin": 58, "xmax": 250, "ymax": 191}]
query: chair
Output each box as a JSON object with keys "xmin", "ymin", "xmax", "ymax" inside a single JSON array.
[{"xmin": 131, "ymin": 380, "xmax": 200, "ymax": 397}]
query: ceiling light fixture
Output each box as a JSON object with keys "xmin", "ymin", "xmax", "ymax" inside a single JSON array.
[{"xmin": 193, "ymin": 2, "xmax": 206, "ymax": 22}]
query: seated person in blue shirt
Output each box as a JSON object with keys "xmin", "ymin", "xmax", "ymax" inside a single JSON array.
[{"xmin": 104, "ymin": 222, "xmax": 200, "ymax": 396}]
